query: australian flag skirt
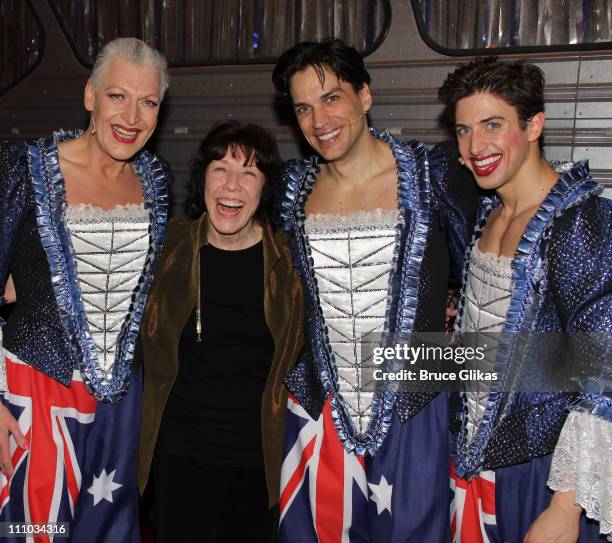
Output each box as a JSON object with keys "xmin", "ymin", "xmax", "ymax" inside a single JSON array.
[
  {"xmin": 279, "ymin": 393, "xmax": 451, "ymax": 542},
  {"xmin": 0, "ymin": 351, "xmax": 141, "ymax": 543}
]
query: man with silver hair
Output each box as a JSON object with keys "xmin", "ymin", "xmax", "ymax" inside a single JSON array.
[
  {"xmin": 89, "ymin": 37, "xmax": 170, "ymax": 100},
  {"xmin": 0, "ymin": 37, "xmax": 170, "ymax": 541}
]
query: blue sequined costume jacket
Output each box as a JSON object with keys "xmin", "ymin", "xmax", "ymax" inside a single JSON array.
[
  {"xmin": 280, "ymin": 130, "xmax": 475, "ymax": 456},
  {"xmin": 0, "ymin": 131, "xmax": 169, "ymax": 402},
  {"xmin": 453, "ymin": 161, "xmax": 612, "ymax": 479}
]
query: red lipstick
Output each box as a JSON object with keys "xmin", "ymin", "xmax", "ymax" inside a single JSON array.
[
  {"xmin": 111, "ymin": 124, "xmax": 141, "ymax": 144},
  {"xmin": 470, "ymin": 154, "xmax": 502, "ymax": 176}
]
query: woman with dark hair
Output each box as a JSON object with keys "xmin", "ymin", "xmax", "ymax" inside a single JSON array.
[{"xmin": 137, "ymin": 121, "xmax": 304, "ymax": 542}]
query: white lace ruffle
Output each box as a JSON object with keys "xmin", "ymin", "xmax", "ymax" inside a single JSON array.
[
  {"xmin": 472, "ymin": 240, "xmax": 514, "ymax": 277},
  {"xmin": 66, "ymin": 203, "xmax": 147, "ymax": 222},
  {"xmin": 306, "ymin": 208, "xmax": 399, "ymax": 232},
  {"xmin": 548, "ymin": 410, "xmax": 612, "ymax": 536}
]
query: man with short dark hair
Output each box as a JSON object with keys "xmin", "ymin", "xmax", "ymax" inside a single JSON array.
[
  {"xmin": 440, "ymin": 57, "xmax": 611, "ymax": 542},
  {"xmin": 273, "ymin": 39, "xmax": 477, "ymax": 542}
]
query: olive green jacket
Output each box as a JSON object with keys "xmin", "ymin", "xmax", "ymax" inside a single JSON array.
[{"xmin": 138, "ymin": 213, "xmax": 304, "ymax": 506}]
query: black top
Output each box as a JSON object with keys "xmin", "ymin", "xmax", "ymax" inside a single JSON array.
[{"xmin": 156, "ymin": 241, "xmax": 275, "ymax": 466}]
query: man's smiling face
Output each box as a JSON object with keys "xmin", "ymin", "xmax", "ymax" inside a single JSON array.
[
  {"xmin": 289, "ymin": 65, "xmax": 371, "ymax": 162},
  {"xmin": 455, "ymin": 91, "xmax": 540, "ymax": 191}
]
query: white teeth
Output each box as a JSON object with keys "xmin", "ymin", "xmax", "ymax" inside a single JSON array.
[
  {"xmin": 318, "ymin": 129, "xmax": 340, "ymax": 141},
  {"xmin": 113, "ymin": 126, "xmax": 138, "ymax": 137},
  {"xmin": 474, "ymin": 155, "xmax": 501, "ymax": 167},
  {"xmin": 219, "ymin": 199, "xmax": 244, "ymax": 208}
]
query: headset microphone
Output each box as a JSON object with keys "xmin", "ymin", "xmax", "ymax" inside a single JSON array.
[{"xmin": 347, "ymin": 109, "xmax": 367, "ymax": 127}]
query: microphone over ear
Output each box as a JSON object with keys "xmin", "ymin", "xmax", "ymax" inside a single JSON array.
[
  {"xmin": 348, "ymin": 109, "xmax": 368, "ymax": 127},
  {"xmin": 458, "ymin": 157, "xmax": 466, "ymax": 166}
]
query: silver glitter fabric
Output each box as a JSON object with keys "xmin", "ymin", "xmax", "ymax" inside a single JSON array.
[
  {"xmin": 1, "ymin": 211, "xmax": 79, "ymax": 379},
  {"xmin": 0, "ymin": 328, "xmax": 5, "ymax": 390},
  {"xmin": 305, "ymin": 210, "xmax": 398, "ymax": 435},
  {"xmin": 461, "ymin": 242, "xmax": 513, "ymax": 444},
  {"xmin": 65, "ymin": 204, "xmax": 149, "ymax": 380}
]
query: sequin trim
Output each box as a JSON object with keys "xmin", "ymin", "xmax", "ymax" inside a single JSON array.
[
  {"xmin": 65, "ymin": 203, "xmax": 147, "ymax": 222},
  {"xmin": 0, "ymin": 327, "xmax": 6, "ymax": 391},
  {"xmin": 305, "ymin": 208, "xmax": 400, "ymax": 232},
  {"xmin": 27, "ymin": 130, "xmax": 168, "ymax": 402}
]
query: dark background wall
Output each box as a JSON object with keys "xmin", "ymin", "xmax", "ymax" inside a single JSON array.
[{"xmin": 1, "ymin": 0, "xmax": 611, "ymax": 216}]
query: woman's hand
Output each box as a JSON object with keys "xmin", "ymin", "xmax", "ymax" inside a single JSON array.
[
  {"xmin": 2, "ymin": 275, "xmax": 16, "ymax": 304},
  {"xmin": 524, "ymin": 491, "xmax": 581, "ymax": 543},
  {"xmin": 0, "ymin": 402, "xmax": 28, "ymax": 477}
]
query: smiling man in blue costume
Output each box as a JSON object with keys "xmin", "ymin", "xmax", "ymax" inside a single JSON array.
[
  {"xmin": 272, "ymin": 39, "xmax": 477, "ymax": 542},
  {"xmin": 0, "ymin": 38, "xmax": 169, "ymax": 542},
  {"xmin": 439, "ymin": 57, "xmax": 611, "ymax": 542}
]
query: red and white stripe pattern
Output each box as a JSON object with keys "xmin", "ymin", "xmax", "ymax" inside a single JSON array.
[
  {"xmin": 450, "ymin": 465, "xmax": 497, "ymax": 543},
  {"xmin": 280, "ymin": 394, "xmax": 368, "ymax": 543}
]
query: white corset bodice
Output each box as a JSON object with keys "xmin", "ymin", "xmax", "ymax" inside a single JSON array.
[
  {"xmin": 66, "ymin": 204, "xmax": 149, "ymax": 380},
  {"xmin": 461, "ymin": 241, "xmax": 513, "ymax": 443},
  {"xmin": 305, "ymin": 209, "xmax": 399, "ymax": 434}
]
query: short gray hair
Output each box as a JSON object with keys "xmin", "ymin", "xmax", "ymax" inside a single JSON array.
[{"xmin": 90, "ymin": 37, "xmax": 170, "ymax": 100}]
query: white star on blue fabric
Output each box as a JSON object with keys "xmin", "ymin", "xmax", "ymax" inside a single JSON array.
[
  {"xmin": 87, "ymin": 469, "xmax": 122, "ymax": 506},
  {"xmin": 368, "ymin": 475, "xmax": 393, "ymax": 516}
]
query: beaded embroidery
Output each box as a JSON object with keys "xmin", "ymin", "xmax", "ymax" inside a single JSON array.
[
  {"xmin": 66, "ymin": 205, "xmax": 149, "ymax": 380},
  {"xmin": 306, "ymin": 210, "xmax": 398, "ymax": 434}
]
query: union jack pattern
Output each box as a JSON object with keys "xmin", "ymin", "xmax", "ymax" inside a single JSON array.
[
  {"xmin": 279, "ymin": 393, "xmax": 451, "ymax": 542},
  {"xmin": 449, "ymin": 457, "xmax": 608, "ymax": 542},
  {"xmin": 0, "ymin": 352, "xmax": 140, "ymax": 543},
  {"xmin": 279, "ymin": 395, "xmax": 367, "ymax": 543},
  {"xmin": 450, "ymin": 465, "xmax": 497, "ymax": 543},
  {"xmin": 1, "ymin": 353, "xmax": 96, "ymax": 535}
]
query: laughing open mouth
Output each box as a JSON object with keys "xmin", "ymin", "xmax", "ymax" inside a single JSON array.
[{"xmin": 218, "ymin": 198, "xmax": 245, "ymax": 213}]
